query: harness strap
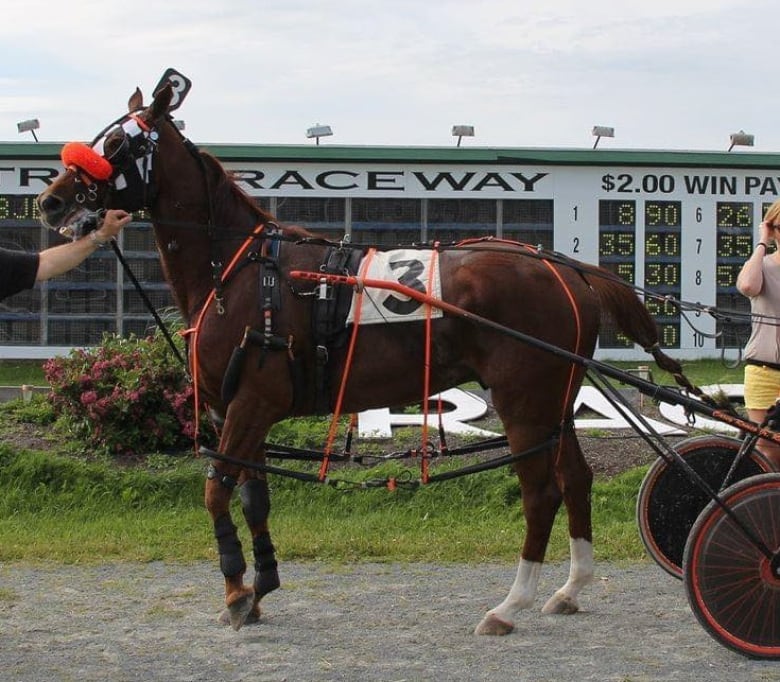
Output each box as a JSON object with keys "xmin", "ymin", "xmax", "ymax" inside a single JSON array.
[
  {"xmin": 201, "ymin": 436, "xmax": 556, "ymax": 490},
  {"xmin": 109, "ymin": 242, "xmax": 188, "ymax": 373},
  {"xmin": 420, "ymin": 245, "xmax": 441, "ymax": 484},
  {"xmin": 317, "ymin": 248, "xmax": 378, "ymax": 481},
  {"xmin": 455, "ymin": 237, "xmax": 586, "ymax": 460},
  {"xmin": 530, "ymin": 248, "xmax": 584, "ymax": 458},
  {"xmin": 187, "ymin": 223, "xmax": 267, "ymax": 447},
  {"xmin": 247, "ymin": 238, "xmax": 279, "ymax": 367},
  {"xmin": 128, "ymin": 113, "xmax": 151, "ymax": 132}
]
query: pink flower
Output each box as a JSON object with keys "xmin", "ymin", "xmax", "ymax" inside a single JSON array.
[{"xmin": 80, "ymin": 390, "xmax": 98, "ymax": 405}]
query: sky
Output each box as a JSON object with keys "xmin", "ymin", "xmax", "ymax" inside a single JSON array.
[{"xmin": 0, "ymin": 0, "xmax": 777, "ymax": 152}]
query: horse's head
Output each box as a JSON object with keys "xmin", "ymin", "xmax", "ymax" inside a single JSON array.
[{"xmin": 37, "ymin": 85, "xmax": 176, "ymax": 238}]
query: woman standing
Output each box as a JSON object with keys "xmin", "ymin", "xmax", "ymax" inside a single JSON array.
[{"xmin": 736, "ymin": 198, "xmax": 780, "ymax": 468}]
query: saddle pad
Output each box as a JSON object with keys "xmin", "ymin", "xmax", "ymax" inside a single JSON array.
[{"xmin": 346, "ymin": 249, "xmax": 443, "ymax": 325}]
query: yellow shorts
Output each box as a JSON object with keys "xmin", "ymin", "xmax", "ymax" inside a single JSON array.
[{"xmin": 744, "ymin": 364, "xmax": 780, "ymax": 410}]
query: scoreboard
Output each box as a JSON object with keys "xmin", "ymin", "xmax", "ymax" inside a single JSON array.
[
  {"xmin": 541, "ymin": 164, "xmax": 770, "ymax": 360},
  {"xmin": 0, "ymin": 194, "xmax": 40, "ymax": 222},
  {"xmin": 0, "ymin": 144, "xmax": 777, "ymax": 359},
  {"xmin": 598, "ymin": 199, "xmax": 683, "ymax": 349}
]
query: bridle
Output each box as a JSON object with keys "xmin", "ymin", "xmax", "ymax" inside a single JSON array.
[
  {"xmin": 61, "ymin": 109, "xmax": 161, "ymax": 215},
  {"xmin": 58, "ymin": 110, "xmax": 204, "ymax": 371},
  {"xmin": 60, "ymin": 107, "xmax": 229, "ymax": 301}
]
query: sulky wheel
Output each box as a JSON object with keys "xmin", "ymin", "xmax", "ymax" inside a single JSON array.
[
  {"xmin": 683, "ymin": 473, "xmax": 780, "ymax": 659},
  {"xmin": 636, "ymin": 435, "xmax": 773, "ymax": 579}
]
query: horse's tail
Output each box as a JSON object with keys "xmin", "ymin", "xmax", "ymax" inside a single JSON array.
[{"xmin": 582, "ymin": 268, "xmax": 722, "ymax": 408}]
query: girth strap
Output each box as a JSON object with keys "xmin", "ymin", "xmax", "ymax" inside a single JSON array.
[{"xmin": 311, "ymin": 245, "xmax": 364, "ymax": 414}]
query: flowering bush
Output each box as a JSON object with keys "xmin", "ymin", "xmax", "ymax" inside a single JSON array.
[{"xmin": 44, "ymin": 332, "xmax": 203, "ymax": 456}]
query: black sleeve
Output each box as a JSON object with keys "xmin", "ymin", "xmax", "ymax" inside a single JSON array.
[{"xmin": 0, "ymin": 248, "xmax": 40, "ymax": 301}]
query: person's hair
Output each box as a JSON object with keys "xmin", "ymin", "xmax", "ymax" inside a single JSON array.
[{"xmin": 763, "ymin": 198, "xmax": 780, "ymax": 226}]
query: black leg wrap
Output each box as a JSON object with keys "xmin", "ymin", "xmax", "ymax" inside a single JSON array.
[
  {"xmin": 214, "ymin": 514, "xmax": 246, "ymax": 578},
  {"xmin": 239, "ymin": 478, "xmax": 271, "ymax": 526},
  {"xmin": 253, "ymin": 532, "xmax": 280, "ymax": 597}
]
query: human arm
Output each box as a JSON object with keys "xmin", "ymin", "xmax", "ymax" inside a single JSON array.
[
  {"xmin": 35, "ymin": 209, "xmax": 132, "ymax": 282},
  {"xmin": 736, "ymin": 221, "xmax": 774, "ymax": 298}
]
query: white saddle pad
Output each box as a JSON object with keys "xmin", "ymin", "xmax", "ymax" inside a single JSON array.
[{"xmin": 346, "ymin": 249, "xmax": 443, "ymax": 325}]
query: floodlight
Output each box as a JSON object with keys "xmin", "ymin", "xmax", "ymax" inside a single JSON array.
[
  {"xmin": 592, "ymin": 125, "xmax": 614, "ymax": 149},
  {"xmin": 306, "ymin": 124, "xmax": 333, "ymax": 145},
  {"xmin": 452, "ymin": 125, "xmax": 475, "ymax": 147},
  {"xmin": 17, "ymin": 118, "xmax": 40, "ymax": 142},
  {"xmin": 728, "ymin": 130, "xmax": 754, "ymax": 151}
]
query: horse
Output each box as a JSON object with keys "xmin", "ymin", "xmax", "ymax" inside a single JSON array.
[{"xmin": 36, "ymin": 83, "xmax": 697, "ymax": 635}]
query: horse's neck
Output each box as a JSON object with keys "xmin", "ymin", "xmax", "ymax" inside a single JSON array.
[
  {"xmin": 151, "ymin": 220, "xmax": 209, "ymax": 322},
  {"xmin": 151, "ymin": 144, "xmax": 265, "ymax": 321},
  {"xmin": 151, "ymin": 203, "xmax": 262, "ymax": 323}
]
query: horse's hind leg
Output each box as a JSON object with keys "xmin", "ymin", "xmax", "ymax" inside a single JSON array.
[
  {"xmin": 541, "ymin": 426, "xmax": 594, "ymax": 615},
  {"xmin": 475, "ymin": 427, "xmax": 563, "ymax": 636},
  {"xmin": 239, "ymin": 473, "xmax": 280, "ymax": 622}
]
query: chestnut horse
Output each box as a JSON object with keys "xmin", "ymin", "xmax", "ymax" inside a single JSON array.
[{"xmin": 37, "ymin": 84, "xmax": 691, "ymax": 635}]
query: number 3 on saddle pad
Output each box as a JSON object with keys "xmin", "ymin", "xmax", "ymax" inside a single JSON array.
[{"xmin": 346, "ymin": 249, "xmax": 444, "ymax": 325}]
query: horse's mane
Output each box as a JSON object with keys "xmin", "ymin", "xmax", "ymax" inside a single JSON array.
[{"xmin": 199, "ymin": 151, "xmax": 316, "ymax": 240}]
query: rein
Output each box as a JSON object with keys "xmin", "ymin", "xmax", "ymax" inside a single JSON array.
[
  {"xmin": 108, "ymin": 240, "xmax": 188, "ymax": 372},
  {"xmin": 60, "ymin": 108, "xmax": 762, "ymax": 341},
  {"xmin": 56, "ymin": 110, "xmax": 765, "ymax": 491},
  {"xmin": 110, "ymin": 213, "xmax": 768, "ymax": 338}
]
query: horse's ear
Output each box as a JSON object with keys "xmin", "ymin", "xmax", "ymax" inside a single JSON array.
[
  {"xmin": 149, "ymin": 84, "xmax": 174, "ymax": 121},
  {"xmin": 128, "ymin": 88, "xmax": 143, "ymax": 112}
]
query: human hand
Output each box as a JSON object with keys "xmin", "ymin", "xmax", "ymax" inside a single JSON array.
[
  {"xmin": 759, "ymin": 220, "xmax": 775, "ymax": 245},
  {"xmin": 95, "ymin": 209, "xmax": 132, "ymax": 241}
]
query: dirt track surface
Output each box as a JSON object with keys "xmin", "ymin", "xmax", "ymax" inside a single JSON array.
[{"xmin": 1, "ymin": 561, "xmax": 779, "ymax": 681}]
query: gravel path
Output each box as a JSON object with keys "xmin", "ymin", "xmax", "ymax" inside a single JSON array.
[{"xmin": 1, "ymin": 561, "xmax": 778, "ymax": 682}]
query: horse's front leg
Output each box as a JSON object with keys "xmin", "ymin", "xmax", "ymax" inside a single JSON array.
[
  {"xmin": 239, "ymin": 472, "xmax": 280, "ymax": 622},
  {"xmin": 205, "ymin": 460, "xmax": 254, "ymax": 630}
]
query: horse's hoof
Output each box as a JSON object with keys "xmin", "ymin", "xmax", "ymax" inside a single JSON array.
[
  {"xmin": 541, "ymin": 594, "xmax": 579, "ymax": 615},
  {"xmin": 218, "ymin": 598, "xmax": 262, "ymax": 627},
  {"xmin": 256, "ymin": 568, "xmax": 280, "ymax": 598},
  {"xmin": 245, "ymin": 601, "xmax": 262, "ymax": 625},
  {"xmin": 474, "ymin": 613, "xmax": 514, "ymax": 636},
  {"xmin": 226, "ymin": 589, "xmax": 255, "ymax": 631}
]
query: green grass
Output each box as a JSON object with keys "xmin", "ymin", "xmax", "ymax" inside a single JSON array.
[
  {"xmin": 0, "ymin": 440, "xmax": 648, "ymax": 565},
  {"xmin": 0, "ymin": 358, "xmax": 747, "ymax": 566},
  {"xmin": 600, "ymin": 358, "xmax": 743, "ymax": 389},
  {"xmin": 0, "ymin": 360, "xmax": 46, "ymax": 385}
]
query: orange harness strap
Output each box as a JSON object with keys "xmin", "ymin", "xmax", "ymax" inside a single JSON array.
[
  {"xmin": 317, "ymin": 248, "xmax": 378, "ymax": 481},
  {"xmin": 530, "ymin": 249, "xmax": 584, "ymax": 461},
  {"xmin": 183, "ymin": 223, "xmax": 267, "ymax": 449},
  {"xmin": 318, "ymin": 248, "xmax": 441, "ymax": 485},
  {"xmin": 420, "ymin": 246, "xmax": 440, "ymax": 484},
  {"xmin": 457, "ymin": 238, "xmax": 584, "ymax": 449},
  {"xmin": 454, "ymin": 237, "xmax": 584, "ymax": 462}
]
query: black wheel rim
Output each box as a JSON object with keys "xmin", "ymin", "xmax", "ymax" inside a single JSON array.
[{"xmin": 638, "ymin": 438, "xmax": 765, "ymax": 578}]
